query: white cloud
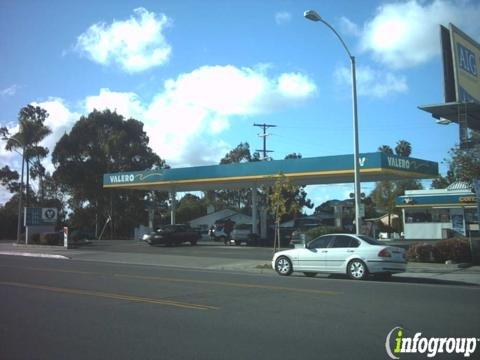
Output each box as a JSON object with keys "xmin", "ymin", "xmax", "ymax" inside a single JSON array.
[
  {"xmin": 335, "ymin": 65, "xmax": 408, "ymax": 98},
  {"xmin": 360, "ymin": 0, "xmax": 480, "ymax": 69},
  {"xmin": 1, "ymin": 85, "xmax": 20, "ymax": 97},
  {"xmin": 31, "ymin": 98, "xmax": 81, "ymax": 174},
  {"xmin": 339, "ymin": 17, "xmax": 361, "ymax": 37},
  {"xmin": 75, "ymin": 7, "xmax": 172, "ymax": 72},
  {"xmin": 5, "ymin": 65, "xmax": 315, "ymax": 169},
  {"xmin": 142, "ymin": 65, "xmax": 317, "ymax": 166},
  {"xmin": 275, "ymin": 11, "xmax": 292, "ymax": 25},
  {"xmin": 85, "ymin": 89, "xmax": 146, "ymax": 120},
  {"xmin": 277, "ymin": 73, "xmax": 317, "ymax": 98}
]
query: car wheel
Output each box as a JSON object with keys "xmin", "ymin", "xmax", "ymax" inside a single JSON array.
[
  {"xmin": 347, "ymin": 259, "xmax": 368, "ymax": 280},
  {"xmin": 275, "ymin": 256, "xmax": 293, "ymax": 276},
  {"xmin": 191, "ymin": 240, "xmax": 197, "ymax": 246},
  {"xmin": 236, "ymin": 240, "xmax": 242, "ymax": 246},
  {"xmin": 303, "ymin": 272, "xmax": 317, "ymax": 278},
  {"xmin": 220, "ymin": 236, "xmax": 227, "ymax": 245}
]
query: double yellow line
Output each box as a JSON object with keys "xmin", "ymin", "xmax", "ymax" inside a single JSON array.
[{"xmin": 0, "ymin": 281, "xmax": 218, "ymax": 311}]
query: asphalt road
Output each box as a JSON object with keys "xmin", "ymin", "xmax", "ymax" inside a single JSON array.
[
  {"xmin": 76, "ymin": 239, "xmax": 277, "ymax": 261},
  {"xmin": 1, "ymin": 255, "xmax": 479, "ymax": 360}
]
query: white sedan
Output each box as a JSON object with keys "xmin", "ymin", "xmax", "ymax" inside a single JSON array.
[{"xmin": 272, "ymin": 233, "xmax": 407, "ymax": 280}]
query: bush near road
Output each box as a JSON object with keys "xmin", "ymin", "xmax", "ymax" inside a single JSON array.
[{"xmin": 407, "ymin": 238, "xmax": 471, "ymax": 263}]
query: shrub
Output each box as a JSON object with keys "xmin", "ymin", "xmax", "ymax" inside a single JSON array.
[
  {"xmin": 406, "ymin": 243, "xmax": 438, "ymax": 262},
  {"xmin": 40, "ymin": 232, "xmax": 62, "ymax": 246},
  {"xmin": 31, "ymin": 233, "xmax": 41, "ymax": 244},
  {"xmin": 434, "ymin": 238, "xmax": 471, "ymax": 263},
  {"xmin": 407, "ymin": 238, "xmax": 472, "ymax": 263}
]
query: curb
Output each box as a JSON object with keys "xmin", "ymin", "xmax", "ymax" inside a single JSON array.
[{"xmin": 0, "ymin": 251, "xmax": 70, "ymax": 260}]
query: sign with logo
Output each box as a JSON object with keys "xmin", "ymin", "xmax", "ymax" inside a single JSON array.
[
  {"xmin": 450, "ymin": 23, "xmax": 480, "ymax": 103},
  {"xmin": 385, "ymin": 327, "xmax": 478, "ymax": 359},
  {"xmin": 25, "ymin": 208, "xmax": 58, "ymax": 226},
  {"xmin": 42, "ymin": 208, "xmax": 58, "ymax": 222}
]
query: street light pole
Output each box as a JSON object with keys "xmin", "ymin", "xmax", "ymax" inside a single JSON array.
[
  {"xmin": 304, "ymin": 10, "xmax": 362, "ymax": 234},
  {"xmin": 17, "ymin": 144, "xmax": 25, "ymax": 243}
]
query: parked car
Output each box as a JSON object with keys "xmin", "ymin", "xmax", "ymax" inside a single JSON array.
[
  {"xmin": 144, "ymin": 224, "xmax": 200, "ymax": 246},
  {"xmin": 211, "ymin": 225, "xmax": 229, "ymax": 243},
  {"xmin": 230, "ymin": 224, "xmax": 259, "ymax": 246},
  {"xmin": 272, "ymin": 233, "xmax": 406, "ymax": 280}
]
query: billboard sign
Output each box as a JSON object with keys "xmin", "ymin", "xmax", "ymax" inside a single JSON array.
[
  {"xmin": 24, "ymin": 207, "xmax": 58, "ymax": 226},
  {"xmin": 450, "ymin": 24, "xmax": 480, "ymax": 103}
]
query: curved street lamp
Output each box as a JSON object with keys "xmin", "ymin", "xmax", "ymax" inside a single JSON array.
[{"xmin": 304, "ymin": 9, "xmax": 362, "ymax": 234}]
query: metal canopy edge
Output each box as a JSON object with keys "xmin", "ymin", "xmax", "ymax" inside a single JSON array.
[{"xmin": 418, "ymin": 101, "xmax": 480, "ymax": 130}]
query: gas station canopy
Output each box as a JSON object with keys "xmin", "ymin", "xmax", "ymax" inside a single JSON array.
[{"xmin": 103, "ymin": 152, "xmax": 438, "ymax": 192}]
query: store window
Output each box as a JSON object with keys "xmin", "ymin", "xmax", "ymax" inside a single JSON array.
[{"xmin": 405, "ymin": 208, "xmax": 451, "ymax": 223}]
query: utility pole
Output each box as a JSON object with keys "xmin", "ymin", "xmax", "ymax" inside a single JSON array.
[{"xmin": 254, "ymin": 123, "xmax": 276, "ymax": 160}]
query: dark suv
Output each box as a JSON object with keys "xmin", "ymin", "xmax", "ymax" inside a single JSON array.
[{"xmin": 145, "ymin": 224, "xmax": 200, "ymax": 246}]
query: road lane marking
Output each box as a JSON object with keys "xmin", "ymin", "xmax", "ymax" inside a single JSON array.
[
  {"xmin": 0, "ymin": 264, "xmax": 339, "ymax": 295},
  {"xmin": 0, "ymin": 281, "xmax": 218, "ymax": 310},
  {"xmin": 114, "ymin": 274, "xmax": 340, "ymax": 296}
]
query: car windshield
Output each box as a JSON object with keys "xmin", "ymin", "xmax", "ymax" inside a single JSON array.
[{"xmin": 358, "ymin": 235, "xmax": 384, "ymax": 245}]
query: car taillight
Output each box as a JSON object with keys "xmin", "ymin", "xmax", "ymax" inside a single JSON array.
[{"xmin": 378, "ymin": 248, "xmax": 391, "ymax": 258}]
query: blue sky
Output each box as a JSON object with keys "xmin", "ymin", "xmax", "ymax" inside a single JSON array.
[{"xmin": 1, "ymin": 0, "xmax": 480, "ymax": 209}]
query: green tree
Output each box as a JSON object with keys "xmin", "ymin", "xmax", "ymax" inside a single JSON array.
[
  {"xmin": 430, "ymin": 133, "xmax": 480, "ymax": 189},
  {"xmin": 377, "ymin": 145, "xmax": 393, "ymax": 155},
  {"xmin": 176, "ymin": 194, "xmax": 207, "ymax": 224},
  {"xmin": 267, "ymin": 174, "xmax": 301, "ymax": 252},
  {"xmin": 52, "ymin": 109, "xmax": 167, "ymax": 238},
  {"xmin": 448, "ymin": 145, "xmax": 480, "ymax": 183},
  {"xmin": 282, "ymin": 153, "xmax": 313, "ymax": 215},
  {"xmin": 395, "ymin": 140, "xmax": 412, "ymax": 157},
  {"xmin": 372, "ymin": 140, "xmax": 422, "ymax": 231},
  {"xmin": 4, "ymin": 105, "xmax": 51, "ymax": 206},
  {"xmin": 216, "ymin": 143, "xmax": 255, "ymax": 210},
  {"xmin": 431, "ymin": 164, "xmax": 456, "ymax": 189},
  {"xmin": 0, "ymin": 166, "xmax": 20, "ymax": 194}
]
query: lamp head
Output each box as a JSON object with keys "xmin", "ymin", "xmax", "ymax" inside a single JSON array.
[{"xmin": 304, "ymin": 10, "xmax": 322, "ymax": 22}]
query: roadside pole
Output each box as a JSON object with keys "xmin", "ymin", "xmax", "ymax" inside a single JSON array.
[{"xmin": 63, "ymin": 227, "xmax": 68, "ymax": 248}]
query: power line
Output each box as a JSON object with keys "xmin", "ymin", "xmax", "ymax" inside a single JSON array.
[{"xmin": 253, "ymin": 123, "xmax": 276, "ymax": 160}]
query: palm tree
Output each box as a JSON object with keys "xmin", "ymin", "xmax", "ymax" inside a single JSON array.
[
  {"xmin": 6, "ymin": 105, "xmax": 51, "ymax": 206},
  {"xmin": 378, "ymin": 145, "xmax": 394, "ymax": 155},
  {"xmin": 395, "ymin": 140, "xmax": 412, "ymax": 157}
]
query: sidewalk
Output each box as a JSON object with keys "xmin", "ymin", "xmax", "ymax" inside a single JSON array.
[{"xmin": 1, "ymin": 241, "xmax": 479, "ymax": 285}]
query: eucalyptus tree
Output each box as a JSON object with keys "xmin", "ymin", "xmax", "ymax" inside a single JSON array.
[
  {"xmin": 52, "ymin": 109, "xmax": 167, "ymax": 238},
  {"xmin": 4, "ymin": 105, "xmax": 51, "ymax": 206}
]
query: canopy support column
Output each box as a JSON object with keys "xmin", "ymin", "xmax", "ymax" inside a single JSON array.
[
  {"xmin": 170, "ymin": 190, "xmax": 176, "ymax": 225},
  {"xmin": 251, "ymin": 186, "xmax": 258, "ymax": 234}
]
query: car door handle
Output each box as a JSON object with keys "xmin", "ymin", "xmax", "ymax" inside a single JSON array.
[
  {"xmin": 321, "ymin": 250, "xmax": 328, "ymax": 253},
  {"xmin": 346, "ymin": 250, "xmax": 355, "ymax": 253}
]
